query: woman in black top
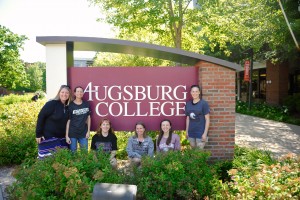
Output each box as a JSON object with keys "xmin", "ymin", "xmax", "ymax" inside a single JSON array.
[
  {"xmin": 66, "ymin": 86, "xmax": 91, "ymax": 152},
  {"xmin": 35, "ymin": 85, "xmax": 72, "ymax": 159},
  {"xmin": 91, "ymin": 118, "xmax": 118, "ymax": 168}
]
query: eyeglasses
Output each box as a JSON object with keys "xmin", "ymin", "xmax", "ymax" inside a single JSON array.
[{"xmin": 60, "ymin": 85, "xmax": 70, "ymax": 89}]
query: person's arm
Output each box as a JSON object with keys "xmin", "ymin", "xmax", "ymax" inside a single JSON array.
[
  {"xmin": 174, "ymin": 134, "xmax": 181, "ymax": 151},
  {"xmin": 185, "ymin": 116, "xmax": 190, "ymax": 139},
  {"xmin": 35, "ymin": 101, "xmax": 53, "ymax": 143},
  {"xmin": 65, "ymin": 119, "xmax": 71, "ymax": 144},
  {"xmin": 86, "ymin": 115, "xmax": 91, "ymax": 138},
  {"xmin": 126, "ymin": 137, "xmax": 141, "ymax": 158},
  {"xmin": 148, "ymin": 137, "xmax": 154, "ymax": 157},
  {"xmin": 202, "ymin": 114, "xmax": 210, "ymax": 142}
]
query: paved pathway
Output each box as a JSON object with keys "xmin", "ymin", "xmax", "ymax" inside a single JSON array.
[
  {"xmin": 235, "ymin": 113, "xmax": 300, "ymax": 158},
  {"xmin": 1, "ymin": 113, "xmax": 299, "ymax": 198}
]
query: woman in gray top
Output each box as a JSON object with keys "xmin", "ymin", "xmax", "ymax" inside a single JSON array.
[
  {"xmin": 126, "ymin": 122, "xmax": 154, "ymax": 166},
  {"xmin": 156, "ymin": 119, "xmax": 181, "ymax": 152}
]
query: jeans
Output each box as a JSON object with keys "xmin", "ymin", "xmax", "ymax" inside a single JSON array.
[{"xmin": 70, "ymin": 137, "xmax": 88, "ymax": 152}]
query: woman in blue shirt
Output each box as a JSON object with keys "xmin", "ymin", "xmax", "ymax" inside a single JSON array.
[{"xmin": 185, "ymin": 85, "xmax": 210, "ymax": 149}]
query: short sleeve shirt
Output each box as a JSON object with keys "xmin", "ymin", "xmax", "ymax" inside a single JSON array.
[
  {"xmin": 68, "ymin": 101, "xmax": 91, "ymax": 138},
  {"xmin": 185, "ymin": 99, "xmax": 210, "ymax": 138},
  {"xmin": 91, "ymin": 133, "xmax": 118, "ymax": 153}
]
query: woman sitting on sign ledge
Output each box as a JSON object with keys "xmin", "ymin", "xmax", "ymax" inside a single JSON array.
[
  {"xmin": 91, "ymin": 118, "xmax": 118, "ymax": 168},
  {"xmin": 156, "ymin": 119, "xmax": 181, "ymax": 153},
  {"xmin": 126, "ymin": 122, "xmax": 154, "ymax": 167}
]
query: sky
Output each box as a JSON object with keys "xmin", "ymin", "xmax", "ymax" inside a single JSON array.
[{"xmin": 0, "ymin": 0, "xmax": 114, "ymax": 63}]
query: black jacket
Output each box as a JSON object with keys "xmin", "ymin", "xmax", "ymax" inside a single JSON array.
[{"xmin": 36, "ymin": 100, "xmax": 69, "ymax": 139}]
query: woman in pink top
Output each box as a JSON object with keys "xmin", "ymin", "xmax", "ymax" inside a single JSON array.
[{"xmin": 156, "ymin": 119, "xmax": 181, "ymax": 152}]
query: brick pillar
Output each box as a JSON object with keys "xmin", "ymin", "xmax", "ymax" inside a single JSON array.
[
  {"xmin": 196, "ymin": 61, "xmax": 236, "ymax": 161},
  {"xmin": 266, "ymin": 60, "xmax": 289, "ymax": 105}
]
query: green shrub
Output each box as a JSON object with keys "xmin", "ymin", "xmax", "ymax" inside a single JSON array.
[
  {"xmin": 219, "ymin": 153, "xmax": 300, "ymax": 199},
  {"xmin": 212, "ymin": 160, "xmax": 233, "ymax": 182},
  {"xmin": 0, "ymin": 94, "xmax": 32, "ymax": 105},
  {"xmin": 236, "ymin": 100, "xmax": 300, "ymax": 125},
  {"xmin": 283, "ymin": 93, "xmax": 300, "ymax": 114},
  {"xmin": 0, "ymin": 100, "xmax": 45, "ymax": 166},
  {"xmin": 233, "ymin": 146, "xmax": 276, "ymax": 169},
  {"xmin": 7, "ymin": 149, "xmax": 123, "ymax": 200},
  {"xmin": 115, "ymin": 131, "xmax": 133, "ymax": 159},
  {"xmin": 129, "ymin": 149, "xmax": 215, "ymax": 200}
]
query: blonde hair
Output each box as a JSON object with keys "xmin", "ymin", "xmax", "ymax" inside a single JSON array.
[{"xmin": 53, "ymin": 85, "xmax": 73, "ymax": 105}]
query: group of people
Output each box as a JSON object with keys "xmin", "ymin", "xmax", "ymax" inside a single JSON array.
[{"xmin": 35, "ymin": 84, "xmax": 210, "ymax": 167}]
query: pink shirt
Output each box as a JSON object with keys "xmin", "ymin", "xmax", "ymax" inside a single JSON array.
[{"xmin": 156, "ymin": 133, "xmax": 181, "ymax": 152}]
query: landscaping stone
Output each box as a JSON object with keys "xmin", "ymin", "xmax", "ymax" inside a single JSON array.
[{"xmin": 0, "ymin": 166, "xmax": 16, "ymax": 200}]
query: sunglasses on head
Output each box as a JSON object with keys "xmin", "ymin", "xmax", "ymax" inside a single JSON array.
[{"xmin": 61, "ymin": 85, "xmax": 70, "ymax": 89}]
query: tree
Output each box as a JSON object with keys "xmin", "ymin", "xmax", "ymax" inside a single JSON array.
[
  {"xmin": 0, "ymin": 25, "xmax": 28, "ymax": 89},
  {"xmin": 26, "ymin": 63, "xmax": 44, "ymax": 91},
  {"xmin": 93, "ymin": 52, "xmax": 175, "ymax": 66},
  {"xmin": 93, "ymin": 28, "xmax": 181, "ymax": 66},
  {"xmin": 197, "ymin": 0, "xmax": 298, "ymax": 62},
  {"xmin": 89, "ymin": 0, "xmax": 299, "ymax": 63},
  {"xmin": 89, "ymin": 0, "xmax": 205, "ymax": 50}
]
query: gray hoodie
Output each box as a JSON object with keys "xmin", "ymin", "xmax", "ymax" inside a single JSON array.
[{"xmin": 126, "ymin": 136, "xmax": 154, "ymax": 158}]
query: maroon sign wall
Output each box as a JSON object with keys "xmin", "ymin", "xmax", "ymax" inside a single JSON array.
[{"xmin": 68, "ymin": 66, "xmax": 198, "ymax": 131}]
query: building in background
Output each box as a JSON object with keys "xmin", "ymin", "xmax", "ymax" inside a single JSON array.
[
  {"xmin": 237, "ymin": 59, "xmax": 300, "ymax": 105},
  {"xmin": 74, "ymin": 58, "xmax": 93, "ymax": 67}
]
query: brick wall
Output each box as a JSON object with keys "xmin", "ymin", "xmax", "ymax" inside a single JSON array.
[
  {"xmin": 196, "ymin": 61, "xmax": 236, "ymax": 161},
  {"xmin": 266, "ymin": 60, "xmax": 289, "ymax": 105}
]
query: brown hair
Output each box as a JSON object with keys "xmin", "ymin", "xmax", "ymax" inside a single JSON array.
[
  {"xmin": 134, "ymin": 122, "xmax": 147, "ymax": 138},
  {"xmin": 96, "ymin": 118, "xmax": 115, "ymax": 137},
  {"xmin": 190, "ymin": 85, "xmax": 202, "ymax": 99},
  {"xmin": 157, "ymin": 119, "xmax": 173, "ymax": 146}
]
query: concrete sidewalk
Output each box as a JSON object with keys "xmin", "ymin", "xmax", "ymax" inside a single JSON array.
[{"xmin": 235, "ymin": 113, "xmax": 300, "ymax": 158}]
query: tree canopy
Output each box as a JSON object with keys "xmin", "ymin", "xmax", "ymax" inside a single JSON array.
[
  {"xmin": 198, "ymin": 0, "xmax": 299, "ymax": 62},
  {"xmin": 0, "ymin": 25, "xmax": 28, "ymax": 89},
  {"xmin": 89, "ymin": 0, "xmax": 300, "ymax": 64}
]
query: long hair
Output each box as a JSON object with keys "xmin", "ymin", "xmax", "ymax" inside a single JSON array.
[
  {"xmin": 53, "ymin": 85, "xmax": 73, "ymax": 105},
  {"xmin": 157, "ymin": 119, "xmax": 173, "ymax": 146},
  {"xmin": 96, "ymin": 118, "xmax": 115, "ymax": 137},
  {"xmin": 190, "ymin": 85, "xmax": 202, "ymax": 99},
  {"xmin": 134, "ymin": 122, "xmax": 147, "ymax": 138}
]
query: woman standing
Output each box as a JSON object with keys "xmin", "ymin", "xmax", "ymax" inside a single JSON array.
[
  {"xmin": 156, "ymin": 119, "xmax": 181, "ymax": 152},
  {"xmin": 66, "ymin": 86, "xmax": 91, "ymax": 152},
  {"xmin": 91, "ymin": 119, "xmax": 118, "ymax": 168},
  {"xmin": 36, "ymin": 85, "xmax": 72, "ymax": 159},
  {"xmin": 126, "ymin": 122, "xmax": 154, "ymax": 166},
  {"xmin": 185, "ymin": 85, "xmax": 210, "ymax": 149}
]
